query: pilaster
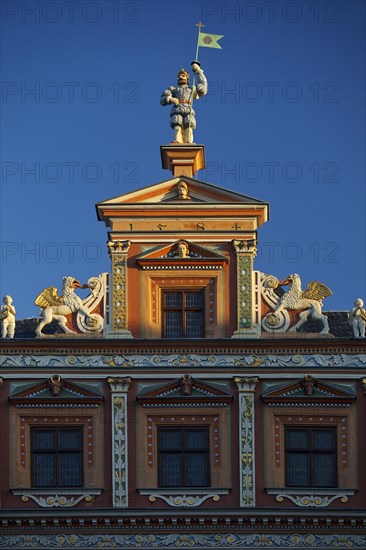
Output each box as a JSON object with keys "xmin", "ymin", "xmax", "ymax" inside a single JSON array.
[
  {"xmin": 234, "ymin": 377, "xmax": 258, "ymax": 507},
  {"xmin": 107, "ymin": 240, "xmax": 133, "ymax": 338},
  {"xmin": 107, "ymin": 377, "xmax": 132, "ymax": 508},
  {"xmin": 231, "ymin": 240, "xmax": 260, "ymax": 338}
]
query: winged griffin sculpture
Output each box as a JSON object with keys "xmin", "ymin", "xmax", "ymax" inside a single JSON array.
[
  {"xmin": 35, "ymin": 275, "xmax": 105, "ymax": 337},
  {"xmin": 264, "ymin": 273, "xmax": 332, "ymax": 335}
]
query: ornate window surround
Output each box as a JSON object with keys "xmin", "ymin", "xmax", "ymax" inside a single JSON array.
[
  {"xmin": 262, "ymin": 377, "xmax": 357, "ymax": 507},
  {"xmin": 136, "ymin": 377, "xmax": 232, "ymax": 506},
  {"xmin": 143, "ymin": 275, "xmax": 223, "ymax": 338},
  {"xmin": 8, "ymin": 378, "xmax": 104, "ymax": 508}
]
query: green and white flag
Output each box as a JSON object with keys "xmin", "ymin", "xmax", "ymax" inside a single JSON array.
[{"xmin": 198, "ymin": 33, "xmax": 223, "ymax": 49}]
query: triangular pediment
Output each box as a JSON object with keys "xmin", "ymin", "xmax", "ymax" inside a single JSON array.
[
  {"xmin": 137, "ymin": 377, "xmax": 232, "ymax": 407},
  {"xmin": 9, "ymin": 377, "xmax": 103, "ymax": 407},
  {"xmin": 262, "ymin": 377, "xmax": 355, "ymax": 405},
  {"xmin": 96, "ymin": 176, "xmax": 266, "ymax": 206},
  {"xmin": 136, "ymin": 240, "xmax": 228, "ymax": 270}
]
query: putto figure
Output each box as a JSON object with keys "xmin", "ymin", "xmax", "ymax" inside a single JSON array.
[
  {"xmin": 160, "ymin": 62, "xmax": 208, "ymax": 144},
  {"xmin": 349, "ymin": 298, "xmax": 366, "ymax": 338},
  {"xmin": 1, "ymin": 295, "xmax": 16, "ymax": 339}
]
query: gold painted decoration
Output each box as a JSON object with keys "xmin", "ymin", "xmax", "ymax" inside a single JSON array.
[
  {"xmin": 35, "ymin": 286, "xmax": 64, "ymax": 308},
  {"xmin": 302, "ymin": 280, "xmax": 332, "ymax": 301}
]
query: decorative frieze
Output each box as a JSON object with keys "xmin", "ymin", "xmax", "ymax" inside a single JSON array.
[
  {"xmin": 235, "ymin": 377, "xmax": 258, "ymax": 507},
  {"xmin": 1, "ymin": 533, "xmax": 365, "ymax": 548},
  {"xmin": 2, "ymin": 353, "xmax": 366, "ymax": 368},
  {"xmin": 107, "ymin": 377, "xmax": 131, "ymax": 508}
]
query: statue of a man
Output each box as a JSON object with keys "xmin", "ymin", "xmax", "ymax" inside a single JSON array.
[
  {"xmin": 1, "ymin": 295, "xmax": 16, "ymax": 338},
  {"xmin": 349, "ymin": 298, "xmax": 366, "ymax": 338},
  {"xmin": 160, "ymin": 62, "xmax": 208, "ymax": 144}
]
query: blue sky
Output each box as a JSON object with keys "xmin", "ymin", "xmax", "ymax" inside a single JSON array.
[{"xmin": 1, "ymin": 0, "xmax": 365, "ymax": 319}]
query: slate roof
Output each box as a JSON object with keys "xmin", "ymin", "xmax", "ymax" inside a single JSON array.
[{"xmin": 7, "ymin": 312, "xmax": 355, "ymax": 340}]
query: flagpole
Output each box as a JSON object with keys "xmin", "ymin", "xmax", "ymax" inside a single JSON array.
[
  {"xmin": 194, "ymin": 21, "xmax": 204, "ymax": 63},
  {"xmin": 188, "ymin": 23, "xmax": 204, "ymax": 146}
]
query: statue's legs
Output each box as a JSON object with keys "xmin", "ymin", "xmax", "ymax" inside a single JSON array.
[
  {"xmin": 1, "ymin": 321, "xmax": 8, "ymax": 338},
  {"xmin": 183, "ymin": 114, "xmax": 196, "ymax": 144},
  {"xmin": 7, "ymin": 322, "xmax": 15, "ymax": 338},
  {"xmin": 53, "ymin": 314, "xmax": 75, "ymax": 333},
  {"xmin": 182, "ymin": 127, "xmax": 194, "ymax": 143},
  {"xmin": 289, "ymin": 309, "xmax": 309, "ymax": 332},
  {"xmin": 170, "ymin": 114, "xmax": 184, "ymax": 143},
  {"xmin": 319, "ymin": 314, "xmax": 330, "ymax": 335},
  {"xmin": 173, "ymin": 125, "xmax": 183, "ymax": 143},
  {"xmin": 353, "ymin": 319, "xmax": 365, "ymax": 338}
]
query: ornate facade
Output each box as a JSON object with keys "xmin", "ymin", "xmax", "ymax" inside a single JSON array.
[{"xmin": 1, "ymin": 145, "xmax": 365, "ymax": 548}]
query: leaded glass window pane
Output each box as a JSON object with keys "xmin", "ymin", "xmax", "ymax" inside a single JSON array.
[
  {"xmin": 59, "ymin": 454, "xmax": 82, "ymax": 486},
  {"xmin": 313, "ymin": 454, "xmax": 336, "ymax": 487},
  {"xmin": 33, "ymin": 430, "xmax": 55, "ymax": 450},
  {"xmin": 186, "ymin": 454, "xmax": 208, "ymax": 486},
  {"xmin": 313, "ymin": 430, "xmax": 335, "ymax": 451},
  {"xmin": 185, "ymin": 311, "xmax": 203, "ymax": 338},
  {"xmin": 160, "ymin": 454, "xmax": 182, "ymax": 487},
  {"xmin": 33, "ymin": 454, "xmax": 56, "ymax": 487},
  {"xmin": 287, "ymin": 453, "xmax": 309, "ymax": 486},
  {"xmin": 59, "ymin": 429, "xmax": 82, "ymax": 450},
  {"xmin": 185, "ymin": 293, "xmax": 202, "ymax": 307},
  {"xmin": 164, "ymin": 293, "xmax": 182, "ymax": 307},
  {"xmin": 165, "ymin": 311, "xmax": 182, "ymax": 338},
  {"xmin": 287, "ymin": 429, "xmax": 309, "ymax": 450},
  {"xmin": 160, "ymin": 430, "xmax": 182, "ymax": 450},
  {"xmin": 186, "ymin": 429, "xmax": 207, "ymax": 449}
]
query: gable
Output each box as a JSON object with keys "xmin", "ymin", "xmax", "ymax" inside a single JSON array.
[
  {"xmin": 262, "ymin": 376, "xmax": 355, "ymax": 406},
  {"xmin": 96, "ymin": 176, "xmax": 267, "ymax": 207},
  {"xmin": 137, "ymin": 376, "xmax": 233, "ymax": 407},
  {"xmin": 9, "ymin": 376, "xmax": 103, "ymax": 407},
  {"xmin": 136, "ymin": 240, "xmax": 228, "ymax": 270}
]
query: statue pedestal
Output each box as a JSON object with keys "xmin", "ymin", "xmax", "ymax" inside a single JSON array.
[
  {"xmin": 232, "ymin": 325, "xmax": 261, "ymax": 339},
  {"xmin": 160, "ymin": 144, "xmax": 205, "ymax": 177},
  {"xmin": 104, "ymin": 328, "xmax": 133, "ymax": 339}
]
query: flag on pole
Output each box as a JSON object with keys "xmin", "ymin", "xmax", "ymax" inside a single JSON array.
[{"xmin": 198, "ymin": 32, "xmax": 223, "ymax": 49}]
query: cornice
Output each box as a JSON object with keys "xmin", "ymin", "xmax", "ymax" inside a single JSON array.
[{"xmin": 1, "ymin": 338, "xmax": 366, "ymax": 356}]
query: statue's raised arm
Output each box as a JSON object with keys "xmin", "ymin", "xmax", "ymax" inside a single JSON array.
[{"xmin": 160, "ymin": 62, "xmax": 208, "ymax": 144}]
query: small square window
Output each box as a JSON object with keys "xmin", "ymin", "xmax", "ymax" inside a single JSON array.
[
  {"xmin": 158, "ymin": 427, "xmax": 209, "ymax": 487},
  {"xmin": 162, "ymin": 290, "xmax": 204, "ymax": 338},
  {"xmin": 31, "ymin": 428, "xmax": 83, "ymax": 488},
  {"xmin": 285, "ymin": 427, "xmax": 337, "ymax": 488}
]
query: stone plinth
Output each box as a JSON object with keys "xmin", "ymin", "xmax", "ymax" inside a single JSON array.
[{"xmin": 160, "ymin": 144, "xmax": 205, "ymax": 177}]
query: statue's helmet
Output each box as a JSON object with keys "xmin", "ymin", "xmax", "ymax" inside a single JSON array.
[{"xmin": 177, "ymin": 68, "xmax": 189, "ymax": 82}]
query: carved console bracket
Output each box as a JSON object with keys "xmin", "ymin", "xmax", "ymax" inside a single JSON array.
[
  {"xmin": 107, "ymin": 377, "xmax": 132, "ymax": 508},
  {"xmin": 234, "ymin": 377, "xmax": 258, "ymax": 507},
  {"xmin": 266, "ymin": 489, "xmax": 355, "ymax": 508},
  {"xmin": 107, "ymin": 241, "xmax": 133, "ymax": 338},
  {"xmin": 11, "ymin": 489, "xmax": 102, "ymax": 508},
  {"xmin": 139, "ymin": 489, "xmax": 229, "ymax": 508}
]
